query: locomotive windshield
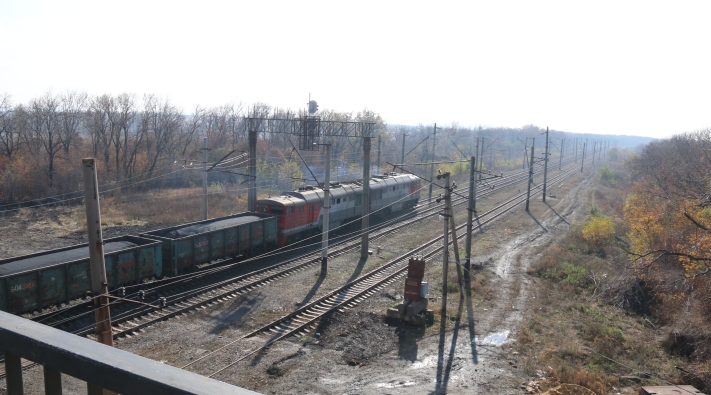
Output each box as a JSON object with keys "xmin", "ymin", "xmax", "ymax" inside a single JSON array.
[{"xmin": 270, "ymin": 205, "xmax": 284, "ymax": 214}]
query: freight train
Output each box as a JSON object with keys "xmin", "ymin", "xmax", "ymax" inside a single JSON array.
[
  {"xmin": 256, "ymin": 172, "xmax": 421, "ymax": 246},
  {"xmin": 0, "ymin": 173, "xmax": 421, "ymax": 315}
]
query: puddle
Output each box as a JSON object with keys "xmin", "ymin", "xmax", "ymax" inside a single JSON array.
[
  {"xmin": 376, "ymin": 381, "xmax": 417, "ymax": 389},
  {"xmin": 475, "ymin": 330, "xmax": 511, "ymax": 346},
  {"xmin": 410, "ymin": 355, "xmax": 438, "ymax": 369},
  {"xmin": 319, "ymin": 377, "xmax": 345, "ymax": 385}
]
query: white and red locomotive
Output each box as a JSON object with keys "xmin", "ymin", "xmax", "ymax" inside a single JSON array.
[{"xmin": 256, "ymin": 173, "xmax": 422, "ymax": 246}]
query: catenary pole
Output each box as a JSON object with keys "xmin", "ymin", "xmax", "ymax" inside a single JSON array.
[
  {"xmin": 377, "ymin": 135, "xmax": 381, "ymax": 174},
  {"xmin": 361, "ymin": 137, "xmax": 371, "ymax": 258},
  {"xmin": 574, "ymin": 137, "xmax": 578, "ymax": 163},
  {"xmin": 321, "ymin": 143, "xmax": 331, "ymax": 275},
  {"xmin": 581, "ymin": 142, "xmax": 586, "ymax": 173},
  {"xmin": 428, "ymin": 124, "xmax": 437, "ymax": 204},
  {"xmin": 464, "ymin": 156, "xmax": 476, "ymax": 285},
  {"xmin": 202, "ymin": 137, "xmax": 208, "ymax": 220},
  {"xmin": 542, "ymin": 127, "xmax": 549, "ymax": 203},
  {"xmin": 441, "ymin": 172, "xmax": 451, "ymax": 321},
  {"xmin": 525, "ymin": 138, "xmax": 535, "ymax": 212},
  {"xmin": 248, "ymin": 127, "xmax": 257, "ymax": 212},
  {"xmin": 447, "ymin": 181, "xmax": 464, "ymax": 296},
  {"xmin": 559, "ymin": 137, "xmax": 564, "ymax": 171}
]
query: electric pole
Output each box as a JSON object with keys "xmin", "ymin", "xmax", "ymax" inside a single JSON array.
[
  {"xmin": 479, "ymin": 137, "xmax": 485, "ymax": 180},
  {"xmin": 525, "ymin": 138, "xmax": 535, "ymax": 212},
  {"xmin": 202, "ymin": 137, "xmax": 208, "ymax": 220},
  {"xmin": 428, "ymin": 124, "xmax": 437, "ymax": 204},
  {"xmin": 559, "ymin": 137, "xmax": 564, "ymax": 171},
  {"xmin": 574, "ymin": 137, "xmax": 578, "ymax": 164},
  {"xmin": 82, "ymin": 158, "xmax": 117, "ymax": 395},
  {"xmin": 464, "ymin": 156, "xmax": 476, "ymax": 285},
  {"xmin": 321, "ymin": 143, "xmax": 331, "ymax": 275},
  {"xmin": 592, "ymin": 141, "xmax": 596, "ymax": 166},
  {"xmin": 581, "ymin": 142, "xmax": 586, "ymax": 173},
  {"xmin": 361, "ymin": 138, "xmax": 371, "ymax": 258},
  {"xmin": 440, "ymin": 172, "xmax": 451, "ymax": 319},
  {"xmin": 401, "ymin": 133, "xmax": 407, "ymax": 167},
  {"xmin": 542, "ymin": 127, "xmax": 549, "ymax": 203},
  {"xmin": 248, "ymin": 126, "xmax": 257, "ymax": 212},
  {"xmin": 377, "ymin": 135, "xmax": 381, "ymax": 174}
]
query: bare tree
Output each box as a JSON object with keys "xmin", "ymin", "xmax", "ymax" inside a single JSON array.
[
  {"xmin": 27, "ymin": 92, "xmax": 63, "ymax": 187},
  {"xmin": 142, "ymin": 94, "xmax": 183, "ymax": 177},
  {"xmin": 0, "ymin": 94, "xmax": 21, "ymax": 160},
  {"xmin": 58, "ymin": 91, "xmax": 87, "ymax": 154}
]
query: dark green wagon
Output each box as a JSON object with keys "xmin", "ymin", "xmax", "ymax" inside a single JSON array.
[
  {"xmin": 0, "ymin": 235, "xmax": 162, "ymax": 314},
  {"xmin": 141, "ymin": 213, "xmax": 278, "ymax": 277}
]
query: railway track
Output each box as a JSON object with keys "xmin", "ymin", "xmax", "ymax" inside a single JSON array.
[
  {"xmin": 0, "ymin": 157, "xmax": 591, "ymax": 381},
  {"xmin": 49, "ymin": 156, "xmax": 582, "ymax": 337},
  {"xmin": 181, "ymin": 160, "xmax": 590, "ymax": 377}
]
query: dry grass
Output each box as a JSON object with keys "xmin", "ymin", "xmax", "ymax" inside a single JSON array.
[
  {"xmin": 100, "ymin": 187, "xmax": 250, "ymax": 227},
  {"xmin": 514, "ymin": 161, "xmax": 693, "ymax": 394}
]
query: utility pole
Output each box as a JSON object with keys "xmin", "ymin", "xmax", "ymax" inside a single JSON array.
[
  {"xmin": 446, "ymin": 181, "xmax": 464, "ymax": 296},
  {"xmin": 361, "ymin": 138, "xmax": 371, "ymax": 259},
  {"xmin": 592, "ymin": 141, "xmax": 596, "ymax": 166},
  {"xmin": 248, "ymin": 126, "xmax": 257, "ymax": 212},
  {"xmin": 440, "ymin": 172, "xmax": 451, "ymax": 319},
  {"xmin": 202, "ymin": 137, "xmax": 208, "ymax": 220},
  {"xmin": 82, "ymin": 158, "xmax": 117, "ymax": 395},
  {"xmin": 525, "ymin": 138, "xmax": 535, "ymax": 212},
  {"xmin": 522, "ymin": 138, "xmax": 528, "ymax": 170},
  {"xmin": 321, "ymin": 143, "xmax": 331, "ymax": 275},
  {"xmin": 574, "ymin": 137, "xmax": 578, "ymax": 164},
  {"xmin": 464, "ymin": 156, "xmax": 476, "ymax": 285},
  {"xmin": 559, "ymin": 137, "xmax": 564, "ymax": 171},
  {"xmin": 377, "ymin": 135, "xmax": 381, "ymax": 174},
  {"xmin": 599, "ymin": 142, "xmax": 602, "ymax": 161},
  {"xmin": 542, "ymin": 127, "xmax": 550, "ymax": 203},
  {"xmin": 581, "ymin": 142, "xmax": 586, "ymax": 173},
  {"xmin": 401, "ymin": 133, "xmax": 407, "ymax": 167},
  {"xmin": 479, "ymin": 137, "xmax": 485, "ymax": 180},
  {"xmin": 428, "ymin": 124, "xmax": 437, "ymax": 204}
]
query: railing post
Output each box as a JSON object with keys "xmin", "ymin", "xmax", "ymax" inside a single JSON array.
[
  {"xmin": 5, "ymin": 351, "xmax": 24, "ymax": 395},
  {"xmin": 43, "ymin": 366, "xmax": 62, "ymax": 395}
]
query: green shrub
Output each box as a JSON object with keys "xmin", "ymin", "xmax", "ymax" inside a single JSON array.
[{"xmin": 600, "ymin": 164, "xmax": 618, "ymax": 185}]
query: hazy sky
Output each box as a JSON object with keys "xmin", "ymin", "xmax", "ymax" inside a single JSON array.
[{"xmin": 1, "ymin": 1, "xmax": 709, "ymax": 139}]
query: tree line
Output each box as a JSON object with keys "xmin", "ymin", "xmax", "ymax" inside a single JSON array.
[{"xmin": 1, "ymin": 90, "xmax": 622, "ymax": 206}]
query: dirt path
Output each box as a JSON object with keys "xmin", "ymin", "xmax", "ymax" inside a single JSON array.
[{"xmin": 294, "ymin": 174, "xmax": 595, "ymax": 395}]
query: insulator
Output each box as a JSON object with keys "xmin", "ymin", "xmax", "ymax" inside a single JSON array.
[
  {"xmin": 119, "ymin": 287, "xmax": 126, "ymax": 297},
  {"xmin": 139, "ymin": 290, "xmax": 145, "ymax": 300}
]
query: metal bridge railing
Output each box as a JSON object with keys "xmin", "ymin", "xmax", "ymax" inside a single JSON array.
[{"xmin": 0, "ymin": 310, "xmax": 259, "ymax": 395}]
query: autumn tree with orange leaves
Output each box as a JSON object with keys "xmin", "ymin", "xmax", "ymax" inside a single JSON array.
[{"xmin": 624, "ymin": 129, "xmax": 711, "ymax": 278}]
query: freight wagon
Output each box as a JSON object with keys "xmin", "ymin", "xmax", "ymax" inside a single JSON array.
[
  {"xmin": 0, "ymin": 235, "xmax": 161, "ymax": 314},
  {"xmin": 141, "ymin": 212, "xmax": 278, "ymax": 277}
]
